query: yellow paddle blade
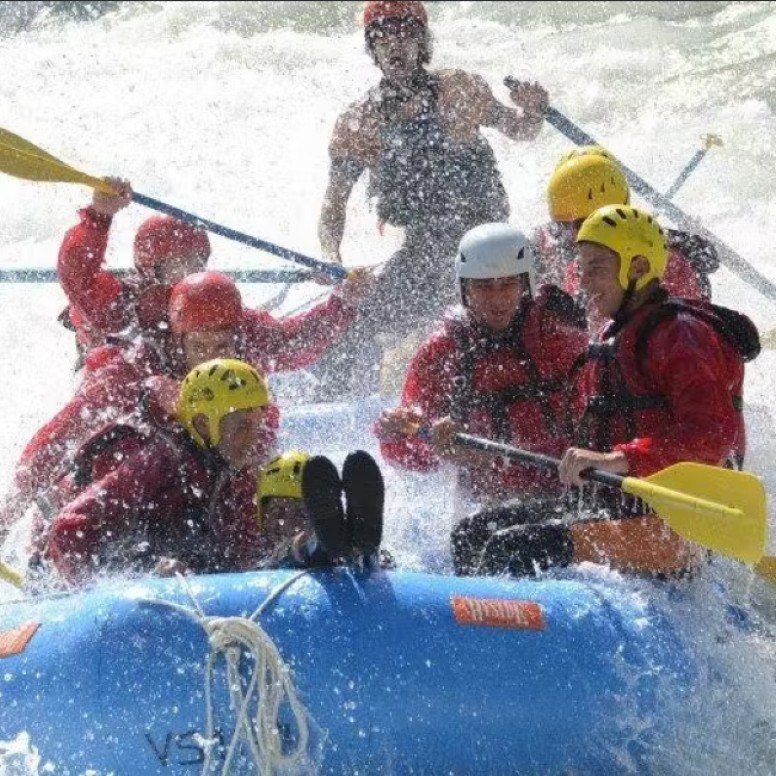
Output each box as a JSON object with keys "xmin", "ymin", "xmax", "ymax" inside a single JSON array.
[
  {"xmin": 621, "ymin": 462, "xmax": 767, "ymax": 564},
  {"xmin": 755, "ymin": 556, "xmax": 776, "ymax": 585},
  {"xmin": 761, "ymin": 328, "xmax": 776, "ymax": 350},
  {"xmin": 0, "ymin": 127, "xmax": 114, "ymax": 194},
  {"xmin": 0, "ymin": 559, "xmax": 24, "ymax": 590}
]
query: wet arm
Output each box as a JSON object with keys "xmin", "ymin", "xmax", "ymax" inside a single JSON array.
[
  {"xmin": 472, "ymin": 75, "xmax": 545, "ymax": 141},
  {"xmin": 318, "ymin": 157, "xmax": 365, "ymax": 264}
]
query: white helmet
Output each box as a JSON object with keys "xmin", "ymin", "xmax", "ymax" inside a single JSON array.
[{"xmin": 455, "ymin": 223, "xmax": 536, "ymax": 300}]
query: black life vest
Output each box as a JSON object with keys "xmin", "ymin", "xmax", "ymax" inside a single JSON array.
[
  {"xmin": 367, "ymin": 70, "xmax": 508, "ymax": 230},
  {"xmin": 666, "ymin": 228, "xmax": 720, "ymax": 300}
]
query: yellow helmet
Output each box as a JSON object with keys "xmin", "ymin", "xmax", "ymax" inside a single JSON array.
[
  {"xmin": 547, "ymin": 153, "xmax": 630, "ymax": 222},
  {"xmin": 576, "ymin": 205, "xmax": 668, "ymax": 291},
  {"xmin": 555, "ymin": 145, "xmax": 615, "ymax": 168},
  {"xmin": 178, "ymin": 358, "xmax": 271, "ymax": 447},
  {"xmin": 256, "ymin": 451, "xmax": 311, "ymax": 530}
]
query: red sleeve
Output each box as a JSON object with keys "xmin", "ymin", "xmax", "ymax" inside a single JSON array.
[
  {"xmin": 377, "ymin": 333, "xmax": 455, "ymax": 471},
  {"xmin": 238, "ymin": 294, "xmax": 357, "ymax": 373},
  {"xmin": 662, "ymin": 249, "xmax": 703, "ymax": 300},
  {"xmin": 47, "ymin": 440, "xmax": 176, "ymax": 584},
  {"xmin": 57, "ymin": 207, "xmax": 129, "ymax": 333},
  {"xmin": 613, "ymin": 316, "xmax": 741, "ymax": 476},
  {"xmin": 14, "ymin": 349, "xmax": 141, "ymax": 498}
]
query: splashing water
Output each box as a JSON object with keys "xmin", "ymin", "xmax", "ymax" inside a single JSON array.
[{"xmin": 2, "ymin": 2, "xmax": 776, "ymax": 773}]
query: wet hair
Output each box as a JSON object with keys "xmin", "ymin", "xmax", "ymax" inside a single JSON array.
[{"xmin": 364, "ymin": 18, "xmax": 433, "ymax": 67}]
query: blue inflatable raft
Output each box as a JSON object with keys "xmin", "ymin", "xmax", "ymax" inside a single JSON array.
[{"xmin": 0, "ymin": 566, "xmax": 694, "ymax": 775}]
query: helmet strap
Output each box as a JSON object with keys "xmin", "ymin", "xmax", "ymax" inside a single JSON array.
[{"xmin": 611, "ymin": 279, "xmax": 637, "ymax": 335}]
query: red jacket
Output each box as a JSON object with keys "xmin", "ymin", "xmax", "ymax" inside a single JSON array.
[
  {"xmin": 9, "ymin": 341, "xmax": 164, "ymax": 517},
  {"xmin": 378, "ymin": 287, "xmax": 588, "ymax": 501},
  {"xmin": 46, "ymin": 416, "xmax": 277, "ymax": 584},
  {"xmin": 6, "ymin": 289, "xmax": 356, "ymax": 526},
  {"xmin": 58, "ymin": 206, "xmax": 359, "ymax": 363},
  {"xmin": 236, "ymin": 294, "xmax": 357, "ymax": 373},
  {"xmin": 58, "ymin": 207, "xmax": 155, "ymax": 351},
  {"xmin": 569, "ymin": 292, "xmax": 748, "ymax": 477}
]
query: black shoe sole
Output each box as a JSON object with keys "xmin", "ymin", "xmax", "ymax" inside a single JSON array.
[
  {"xmin": 301, "ymin": 456, "xmax": 346, "ymax": 563},
  {"xmin": 342, "ymin": 450, "xmax": 384, "ymax": 556}
]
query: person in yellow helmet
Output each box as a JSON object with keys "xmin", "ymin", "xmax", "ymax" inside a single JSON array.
[
  {"xmin": 469, "ymin": 205, "xmax": 758, "ymax": 580},
  {"xmin": 46, "ymin": 359, "xmax": 278, "ymax": 585},
  {"xmin": 532, "ymin": 147, "xmax": 718, "ymax": 302},
  {"xmin": 255, "ymin": 450, "xmax": 386, "ymax": 569}
]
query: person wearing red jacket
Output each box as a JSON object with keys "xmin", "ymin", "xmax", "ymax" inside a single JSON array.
[
  {"xmin": 57, "ymin": 177, "xmax": 211, "ymax": 357},
  {"xmin": 533, "ymin": 148, "xmax": 718, "ymax": 306},
  {"xmin": 1, "ymin": 338, "xmax": 171, "ymax": 535},
  {"xmin": 46, "ymin": 359, "xmax": 277, "ymax": 585},
  {"xmin": 476, "ymin": 205, "xmax": 758, "ymax": 579},
  {"xmin": 375, "ymin": 223, "xmax": 588, "ymax": 507},
  {"xmin": 1, "ymin": 269, "xmax": 371, "ymax": 539},
  {"xmin": 166, "ymin": 270, "xmax": 372, "ymax": 375}
]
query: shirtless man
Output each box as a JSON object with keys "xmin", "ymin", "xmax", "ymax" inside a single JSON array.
[{"xmin": 312, "ymin": 0, "xmax": 549, "ymax": 399}]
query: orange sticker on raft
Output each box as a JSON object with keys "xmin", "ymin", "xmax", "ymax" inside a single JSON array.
[
  {"xmin": 0, "ymin": 621, "xmax": 40, "ymax": 658},
  {"xmin": 451, "ymin": 596, "xmax": 545, "ymax": 631}
]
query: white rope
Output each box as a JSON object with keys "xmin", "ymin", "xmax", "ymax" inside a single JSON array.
[{"xmin": 141, "ymin": 570, "xmax": 312, "ymax": 776}]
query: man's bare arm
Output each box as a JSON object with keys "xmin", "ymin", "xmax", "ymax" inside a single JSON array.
[{"xmin": 318, "ymin": 157, "xmax": 367, "ymax": 265}]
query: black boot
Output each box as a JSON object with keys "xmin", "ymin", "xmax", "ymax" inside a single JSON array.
[
  {"xmin": 341, "ymin": 450, "xmax": 384, "ymax": 563},
  {"xmin": 479, "ymin": 522, "xmax": 574, "ymax": 578},
  {"xmin": 301, "ymin": 456, "xmax": 347, "ymax": 566}
]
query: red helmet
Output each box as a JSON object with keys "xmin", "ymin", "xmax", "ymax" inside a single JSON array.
[
  {"xmin": 168, "ymin": 272, "xmax": 242, "ymax": 335},
  {"xmin": 133, "ymin": 216, "xmax": 211, "ymax": 276},
  {"xmin": 363, "ymin": 1, "xmax": 427, "ymax": 28}
]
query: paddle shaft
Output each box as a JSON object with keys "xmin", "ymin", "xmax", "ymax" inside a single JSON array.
[
  {"xmin": 663, "ymin": 147, "xmax": 710, "ymax": 201},
  {"xmin": 0, "ymin": 268, "xmax": 310, "ymax": 284},
  {"xmin": 453, "ymin": 432, "xmax": 623, "ymax": 487},
  {"xmin": 452, "ymin": 433, "xmax": 740, "ymax": 521},
  {"xmin": 505, "ymin": 77, "xmax": 776, "ymax": 304},
  {"xmin": 131, "ymin": 193, "xmax": 347, "ymax": 281}
]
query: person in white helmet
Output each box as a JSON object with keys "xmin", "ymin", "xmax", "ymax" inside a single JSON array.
[
  {"xmin": 375, "ymin": 223, "xmax": 588, "ymax": 532},
  {"xmin": 311, "ymin": 1, "xmax": 549, "ymax": 401}
]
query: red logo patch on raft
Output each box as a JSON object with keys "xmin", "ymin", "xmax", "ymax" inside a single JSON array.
[
  {"xmin": 451, "ymin": 596, "xmax": 545, "ymax": 631},
  {"xmin": 0, "ymin": 621, "xmax": 40, "ymax": 658}
]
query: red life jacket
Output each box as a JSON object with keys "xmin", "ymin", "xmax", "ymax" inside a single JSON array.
[
  {"xmin": 50, "ymin": 420, "xmax": 253, "ymax": 580},
  {"xmin": 573, "ymin": 291, "xmax": 757, "ymax": 466},
  {"xmin": 446, "ymin": 286, "xmax": 586, "ymax": 445}
]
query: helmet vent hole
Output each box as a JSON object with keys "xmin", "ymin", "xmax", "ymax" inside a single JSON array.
[
  {"xmin": 615, "ymin": 208, "xmax": 627, "ymax": 219},
  {"xmin": 602, "ymin": 216, "xmax": 617, "ymax": 227}
]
